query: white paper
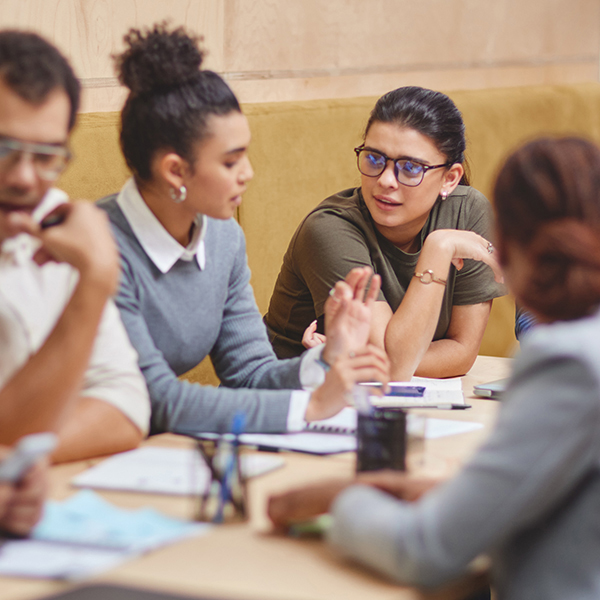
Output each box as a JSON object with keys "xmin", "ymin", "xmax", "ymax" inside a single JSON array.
[
  {"xmin": 237, "ymin": 431, "xmax": 357, "ymax": 454},
  {"xmin": 425, "ymin": 418, "xmax": 483, "ymax": 439},
  {"xmin": 369, "ymin": 376, "xmax": 465, "ymax": 407},
  {"xmin": 73, "ymin": 446, "xmax": 285, "ymax": 495},
  {"xmin": 0, "ymin": 539, "xmax": 127, "ymax": 579}
]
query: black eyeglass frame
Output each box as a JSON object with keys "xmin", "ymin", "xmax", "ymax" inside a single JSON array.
[{"xmin": 354, "ymin": 145, "xmax": 451, "ymax": 187}]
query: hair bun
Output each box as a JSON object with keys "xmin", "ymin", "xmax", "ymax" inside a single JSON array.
[{"xmin": 115, "ymin": 22, "xmax": 204, "ymax": 94}]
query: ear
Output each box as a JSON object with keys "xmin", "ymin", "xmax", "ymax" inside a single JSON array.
[
  {"xmin": 155, "ymin": 151, "xmax": 190, "ymax": 191},
  {"xmin": 440, "ymin": 163, "xmax": 464, "ymax": 197}
]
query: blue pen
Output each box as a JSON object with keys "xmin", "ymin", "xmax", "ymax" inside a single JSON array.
[{"xmin": 215, "ymin": 411, "xmax": 247, "ymax": 523}]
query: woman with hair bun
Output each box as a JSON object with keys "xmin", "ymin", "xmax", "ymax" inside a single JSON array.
[
  {"xmin": 265, "ymin": 86, "xmax": 505, "ymax": 380},
  {"xmin": 98, "ymin": 23, "xmax": 388, "ymax": 435},
  {"xmin": 269, "ymin": 137, "xmax": 600, "ymax": 599}
]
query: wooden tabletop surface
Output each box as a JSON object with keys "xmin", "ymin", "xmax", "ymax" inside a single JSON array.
[{"xmin": 0, "ymin": 355, "xmax": 513, "ymax": 600}]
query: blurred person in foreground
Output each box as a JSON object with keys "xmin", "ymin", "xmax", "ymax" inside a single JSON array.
[{"xmin": 0, "ymin": 30, "xmax": 150, "ymax": 463}]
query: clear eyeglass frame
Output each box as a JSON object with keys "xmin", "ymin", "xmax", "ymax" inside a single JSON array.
[{"xmin": 0, "ymin": 136, "xmax": 71, "ymax": 182}]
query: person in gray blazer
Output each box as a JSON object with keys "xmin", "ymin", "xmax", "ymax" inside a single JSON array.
[{"xmin": 269, "ymin": 136, "xmax": 600, "ymax": 600}]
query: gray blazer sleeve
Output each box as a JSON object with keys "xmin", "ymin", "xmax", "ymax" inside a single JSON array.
[{"xmin": 328, "ymin": 347, "xmax": 600, "ymax": 588}]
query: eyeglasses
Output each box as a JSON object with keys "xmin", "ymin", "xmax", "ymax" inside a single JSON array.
[
  {"xmin": 354, "ymin": 145, "xmax": 450, "ymax": 187},
  {"xmin": 0, "ymin": 136, "xmax": 71, "ymax": 182}
]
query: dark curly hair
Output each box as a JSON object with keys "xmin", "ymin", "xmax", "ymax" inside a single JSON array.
[
  {"xmin": 365, "ymin": 86, "xmax": 469, "ymax": 186},
  {"xmin": 115, "ymin": 22, "xmax": 241, "ymax": 181},
  {"xmin": 0, "ymin": 30, "xmax": 80, "ymax": 130},
  {"xmin": 494, "ymin": 137, "xmax": 600, "ymax": 321}
]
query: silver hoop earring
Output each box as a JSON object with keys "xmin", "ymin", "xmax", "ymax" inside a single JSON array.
[
  {"xmin": 440, "ymin": 191, "xmax": 448, "ymax": 201},
  {"xmin": 169, "ymin": 185, "xmax": 187, "ymax": 204}
]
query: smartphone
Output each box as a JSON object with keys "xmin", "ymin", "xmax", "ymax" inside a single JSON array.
[
  {"xmin": 0, "ymin": 433, "xmax": 58, "ymax": 482},
  {"xmin": 472, "ymin": 378, "xmax": 508, "ymax": 400},
  {"xmin": 385, "ymin": 385, "xmax": 426, "ymax": 398}
]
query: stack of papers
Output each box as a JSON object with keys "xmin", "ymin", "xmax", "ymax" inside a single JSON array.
[{"xmin": 0, "ymin": 490, "xmax": 209, "ymax": 579}]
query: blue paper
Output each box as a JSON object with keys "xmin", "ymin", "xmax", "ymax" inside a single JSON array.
[{"xmin": 32, "ymin": 489, "xmax": 208, "ymax": 552}]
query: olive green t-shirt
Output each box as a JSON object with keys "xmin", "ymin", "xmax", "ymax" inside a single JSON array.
[{"xmin": 265, "ymin": 185, "xmax": 506, "ymax": 358}]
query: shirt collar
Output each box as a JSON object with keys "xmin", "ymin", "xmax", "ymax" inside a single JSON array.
[
  {"xmin": 1, "ymin": 188, "xmax": 69, "ymax": 265},
  {"xmin": 116, "ymin": 178, "xmax": 207, "ymax": 274}
]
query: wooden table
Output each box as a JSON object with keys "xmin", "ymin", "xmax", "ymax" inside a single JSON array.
[{"xmin": 0, "ymin": 355, "xmax": 513, "ymax": 600}]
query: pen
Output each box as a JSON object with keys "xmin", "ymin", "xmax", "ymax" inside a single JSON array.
[
  {"xmin": 419, "ymin": 403, "xmax": 471, "ymax": 410},
  {"xmin": 376, "ymin": 403, "xmax": 472, "ymax": 410}
]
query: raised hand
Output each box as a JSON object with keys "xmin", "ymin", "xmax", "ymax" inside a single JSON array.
[
  {"xmin": 322, "ymin": 266, "xmax": 381, "ymax": 365},
  {"xmin": 30, "ymin": 203, "xmax": 120, "ymax": 296}
]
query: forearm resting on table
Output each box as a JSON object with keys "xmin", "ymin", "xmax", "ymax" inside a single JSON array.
[
  {"xmin": 268, "ymin": 472, "xmax": 442, "ymax": 527},
  {"xmin": 373, "ymin": 297, "xmax": 491, "ymax": 380},
  {"xmin": 0, "ymin": 277, "xmax": 111, "ymax": 444},
  {"xmin": 413, "ymin": 301, "xmax": 492, "ymax": 378},
  {"xmin": 51, "ymin": 397, "xmax": 143, "ymax": 463}
]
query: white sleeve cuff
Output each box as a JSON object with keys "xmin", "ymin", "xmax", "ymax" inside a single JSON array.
[
  {"xmin": 287, "ymin": 390, "xmax": 311, "ymax": 431},
  {"xmin": 299, "ymin": 345, "xmax": 327, "ymax": 390}
]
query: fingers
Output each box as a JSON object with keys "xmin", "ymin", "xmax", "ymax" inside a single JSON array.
[
  {"xmin": 346, "ymin": 345, "xmax": 389, "ymax": 373},
  {"xmin": 7, "ymin": 212, "xmax": 40, "ymax": 235},
  {"xmin": 312, "ymin": 333, "xmax": 327, "ymax": 345},
  {"xmin": 268, "ymin": 480, "xmax": 350, "ymax": 527},
  {"xmin": 342, "ymin": 266, "xmax": 376, "ymax": 301},
  {"xmin": 302, "ymin": 321, "xmax": 327, "ymax": 349},
  {"xmin": 356, "ymin": 471, "xmax": 442, "ymax": 502},
  {"xmin": 0, "ymin": 461, "xmax": 47, "ymax": 536},
  {"xmin": 485, "ymin": 253, "xmax": 504, "ymax": 284},
  {"xmin": 343, "ymin": 267, "xmax": 367, "ymax": 293},
  {"xmin": 301, "ymin": 320, "xmax": 318, "ymax": 349},
  {"xmin": 365, "ymin": 273, "xmax": 381, "ymax": 305},
  {"xmin": 352, "ymin": 268, "xmax": 369, "ymax": 302},
  {"xmin": 334, "ymin": 345, "xmax": 391, "ymax": 389},
  {"xmin": 32, "ymin": 247, "xmax": 54, "ymax": 266}
]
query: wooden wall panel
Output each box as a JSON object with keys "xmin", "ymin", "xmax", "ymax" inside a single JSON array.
[
  {"xmin": 224, "ymin": 0, "xmax": 599, "ymax": 72},
  {"xmin": 0, "ymin": 0, "xmax": 598, "ymax": 110}
]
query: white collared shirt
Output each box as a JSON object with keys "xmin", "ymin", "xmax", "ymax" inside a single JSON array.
[
  {"xmin": 0, "ymin": 188, "xmax": 151, "ymax": 434},
  {"xmin": 117, "ymin": 178, "xmax": 206, "ymax": 273}
]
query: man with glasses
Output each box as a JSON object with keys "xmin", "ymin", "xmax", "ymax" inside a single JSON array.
[{"xmin": 0, "ymin": 30, "xmax": 150, "ymax": 463}]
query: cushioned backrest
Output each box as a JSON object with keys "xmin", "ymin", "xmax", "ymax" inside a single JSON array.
[{"xmin": 56, "ymin": 83, "xmax": 600, "ymax": 360}]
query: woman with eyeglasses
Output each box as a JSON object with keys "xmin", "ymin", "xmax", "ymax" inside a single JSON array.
[
  {"xmin": 269, "ymin": 137, "xmax": 600, "ymax": 599},
  {"xmin": 97, "ymin": 24, "xmax": 389, "ymax": 437},
  {"xmin": 265, "ymin": 86, "xmax": 505, "ymax": 380}
]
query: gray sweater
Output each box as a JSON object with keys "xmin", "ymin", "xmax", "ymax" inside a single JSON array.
[
  {"xmin": 329, "ymin": 308, "xmax": 600, "ymax": 599},
  {"xmin": 99, "ymin": 196, "xmax": 304, "ymax": 435}
]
